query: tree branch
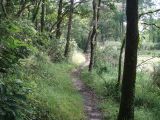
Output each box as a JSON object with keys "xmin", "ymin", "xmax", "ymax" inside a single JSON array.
[
  {"xmin": 137, "ymin": 57, "xmax": 156, "ymax": 68},
  {"xmin": 141, "ymin": 22, "xmax": 160, "ymax": 29},
  {"xmin": 16, "ymin": 2, "xmax": 31, "ymax": 17},
  {"xmin": 50, "ymin": 0, "xmax": 89, "ymax": 32},
  {"xmin": 32, "ymin": 0, "xmax": 42, "ymax": 22},
  {"xmin": 139, "ymin": 9, "xmax": 160, "ymax": 18}
]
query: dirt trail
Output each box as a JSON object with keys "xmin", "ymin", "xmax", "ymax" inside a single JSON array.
[{"xmin": 71, "ymin": 55, "xmax": 103, "ymax": 120}]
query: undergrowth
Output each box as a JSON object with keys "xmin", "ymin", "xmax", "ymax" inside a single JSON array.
[
  {"xmin": 1, "ymin": 52, "xmax": 85, "ymax": 120},
  {"xmin": 81, "ymin": 65, "xmax": 160, "ymax": 120}
]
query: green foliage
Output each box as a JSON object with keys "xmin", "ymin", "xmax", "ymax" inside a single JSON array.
[
  {"xmin": 95, "ymin": 45, "xmax": 119, "ymax": 74},
  {"xmin": 81, "ymin": 47, "xmax": 160, "ymax": 120},
  {"xmin": 140, "ymin": 42, "xmax": 160, "ymax": 50},
  {"xmin": 1, "ymin": 52, "xmax": 85, "ymax": 120},
  {"xmin": 0, "ymin": 19, "xmax": 36, "ymax": 73},
  {"xmin": 0, "ymin": 78, "xmax": 31, "ymax": 120},
  {"xmin": 19, "ymin": 53, "xmax": 85, "ymax": 120},
  {"xmin": 72, "ymin": 16, "xmax": 89, "ymax": 50},
  {"xmin": 152, "ymin": 65, "xmax": 160, "ymax": 87}
]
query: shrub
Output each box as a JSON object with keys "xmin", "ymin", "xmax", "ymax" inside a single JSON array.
[
  {"xmin": 48, "ymin": 38, "xmax": 77, "ymax": 62},
  {"xmin": 0, "ymin": 79, "xmax": 31, "ymax": 120},
  {"xmin": 0, "ymin": 19, "xmax": 36, "ymax": 73}
]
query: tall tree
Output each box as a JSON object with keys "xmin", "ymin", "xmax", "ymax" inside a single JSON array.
[
  {"xmin": 32, "ymin": 0, "xmax": 41, "ymax": 22},
  {"xmin": 0, "ymin": 0, "xmax": 7, "ymax": 17},
  {"xmin": 64, "ymin": 0, "xmax": 74, "ymax": 57},
  {"xmin": 6, "ymin": 0, "xmax": 14, "ymax": 15},
  {"xmin": 117, "ymin": 0, "xmax": 139, "ymax": 119},
  {"xmin": 117, "ymin": 38, "xmax": 125, "ymax": 88},
  {"xmin": 56, "ymin": 0, "xmax": 63, "ymax": 39},
  {"xmin": 89, "ymin": 0, "xmax": 101, "ymax": 72},
  {"xmin": 117, "ymin": 0, "xmax": 126, "ymax": 88},
  {"xmin": 41, "ymin": 0, "xmax": 45, "ymax": 32}
]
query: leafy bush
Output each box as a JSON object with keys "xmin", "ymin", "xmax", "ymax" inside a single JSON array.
[
  {"xmin": 0, "ymin": 19, "xmax": 36, "ymax": 73},
  {"xmin": 48, "ymin": 38, "xmax": 66, "ymax": 62},
  {"xmin": 81, "ymin": 65, "xmax": 160, "ymax": 120},
  {"xmin": 48, "ymin": 38, "xmax": 77, "ymax": 62},
  {"xmin": 0, "ymin": 79, "xmax": 31, "ymax": 120},
  {"xmin": 19, "ymin": 53, "xmax": 85, "ymax": 120},
  {"xmin": 95, "ymin": 46, "xmax": 119, "ymax": 74},
  {"xmin": 1, "ymin": 52, "xmax": 85, "ymax": 120},
  {"xmin": 140, "ymin": 42, "xmax": 160, "ymax": 50}
]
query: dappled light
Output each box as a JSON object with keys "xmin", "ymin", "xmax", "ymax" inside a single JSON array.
[{"xmin": 71, "ymin": 50, "xmax": 86, "ymax": 65}]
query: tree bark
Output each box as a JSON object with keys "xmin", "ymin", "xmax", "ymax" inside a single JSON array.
[
  {"xmin": 117, "ymin": 0, "xmax": 139, "ymax": 119},
  {"xmin": 116, "ymin": 38, "xmax": 125, "ymax": 88},
  {"xmin": 89, "ymin": 0, "xmax": 101, "ymax": 72},
  {"xmin": 41, "ymin": 0, "xmax": 45, "ymax": 32},
  {"xmin": 6, "ymin": 0, "xmax": 14, "ymax": 15},
  {"xmin": 64, "ymin": 0, "xmax": 74, "ymax": 57},
  {"xmin": 116, "ymin": 0, "xmax": 126, "ymax": 88},
  {"xmin": 56, "ymin": 0, "xmax": 63, "ymax": 39},
  {"xmin": 32, "ymin": 0, "xmax": 41, "ymax": 22},
  {"xmin": 0, "ymin": 0, "xmax": 7, "ymax": 17}
]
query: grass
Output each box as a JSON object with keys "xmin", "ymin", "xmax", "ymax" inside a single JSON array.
[
  {"xmin": 14, "ymin": 53, "xmax": 85, "ymax": 120},
  {"xmin": 81, "ymin": 64, "xmax": 160, "ymax": 120}
]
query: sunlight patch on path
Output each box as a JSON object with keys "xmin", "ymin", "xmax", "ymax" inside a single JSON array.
[{"xmin": 72, "ymin": 50, "xmax": 86, "ymax": 65}]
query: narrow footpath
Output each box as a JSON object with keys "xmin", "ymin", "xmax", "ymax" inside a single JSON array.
[{"xmin": 71, "ymin": 56, "xmax": 103, "ymax": 120}]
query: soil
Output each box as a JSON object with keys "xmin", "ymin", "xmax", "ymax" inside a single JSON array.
[{"xmin": 71, "ymin": 56, "xmax": 103, "ymax": 120}]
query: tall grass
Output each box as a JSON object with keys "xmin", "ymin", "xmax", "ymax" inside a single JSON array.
[
  {"xmin": 81, "ymin": 64, "xmax": 160, "ymax": 120},
  {"xmin": 7, "ymin": 53, "xmax": 85, "ymax": 120}
]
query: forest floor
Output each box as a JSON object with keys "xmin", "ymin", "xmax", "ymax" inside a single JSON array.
[{"xmin": 71, "ymin": 54, "xmax": 103, "ymax": 120}]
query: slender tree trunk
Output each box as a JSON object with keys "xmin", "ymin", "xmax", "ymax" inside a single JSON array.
[
  {"xmin": 64, "ymin": 0, "xmax": 74, "ymax": 57},
  {"xmin": 89, "ymin": 0, "xmax": 101, "ymax": 72},
  {"xmin": 1, "ymin": 0, "xmax": 7, "ymax": 17},
  {"xmin": 121, "ymin": 0, "xmax": 125, "ymax": 38},
  {"xmin": 116, "ymin": 38, "xmax": 125, "ymax": 87},
  {"xmin": 117, "ymin": 0, "xmax": 139, "ymax": 119},
  {"xmin": 32, "ymin": 0, "xmax": 41, "ymax": 22},
  {"xmin": 6, "ymin": 0, "xmax": 14, "ymax": 15},
  {"xmin": 116, "ymin": 0, "xmax": 126, "ymax": 89},
  {"xmin": 16, "ymin": 0, "xmax": 27, "ymax": 17},
  {"xmin": 84, "ymin": 30, "xmax": 92, "ymax": 53},
  {"xmin": 85, "ymin": 0, "xmax": 101, "ymax": 54},
  {"xmin": 41, "ymin": 0, "xmax": 45, "ymax": 32},
  {"xmin": 56, "ymin": 0, "xmax": 63, "ymax": 39}
]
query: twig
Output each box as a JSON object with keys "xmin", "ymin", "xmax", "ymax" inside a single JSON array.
[
  {"xmin": 50, "ymin": 0, "xmax": 89, "ymax": 32},
  {"xmin": 141, "ymin": 22, "xmax": 160, "ymax": 29},
  {"xmin": 137, "ymin": 57, "xmax": 156, "ymax": 68},
  {"xmin": 139, "ymin": 8, "xmax": 160, "ymax": 18}
]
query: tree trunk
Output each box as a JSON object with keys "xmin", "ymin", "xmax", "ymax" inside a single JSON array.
[
  {"xmin": 117, "ymin": 0, "xmax": 139, "ymax": 119},
  {"xmin": 32, "ymin": 0, "xmax": 41, "ymax": 22},
  {"xmin": 16, "ymin": 0, "xmax": 27, "ymax": 17},
  {"xmin": 116, "ymin": 0, "xmax": 126, "ymax": 88},
  {"xmin": 56, "ymin": 0, "xmax": 63, "ymax": 39},
  {"xmin": 116, "ymin": 38, "xmax": 125, "ymax": 88},
  {"xmin": 84, "ymin": 30, "xmax": 92, "ymax": 53},
  {"xmin": 6, "ymin": 0, "xmax": 14, "ymax": 15},
  {"xmin": 41, "ymin": 0, "xmax": 45, "ymax": 32},
  {"xmin": 1, "ymin": 0, "xmax": 7, "ymax": 17},
  {"xmin": 64, "ymin": 0, "xmax": 74, "ymax": 57},
  {"xmin": 89, "ymin": 0, "xmax": 101, "ymax": 72}
]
